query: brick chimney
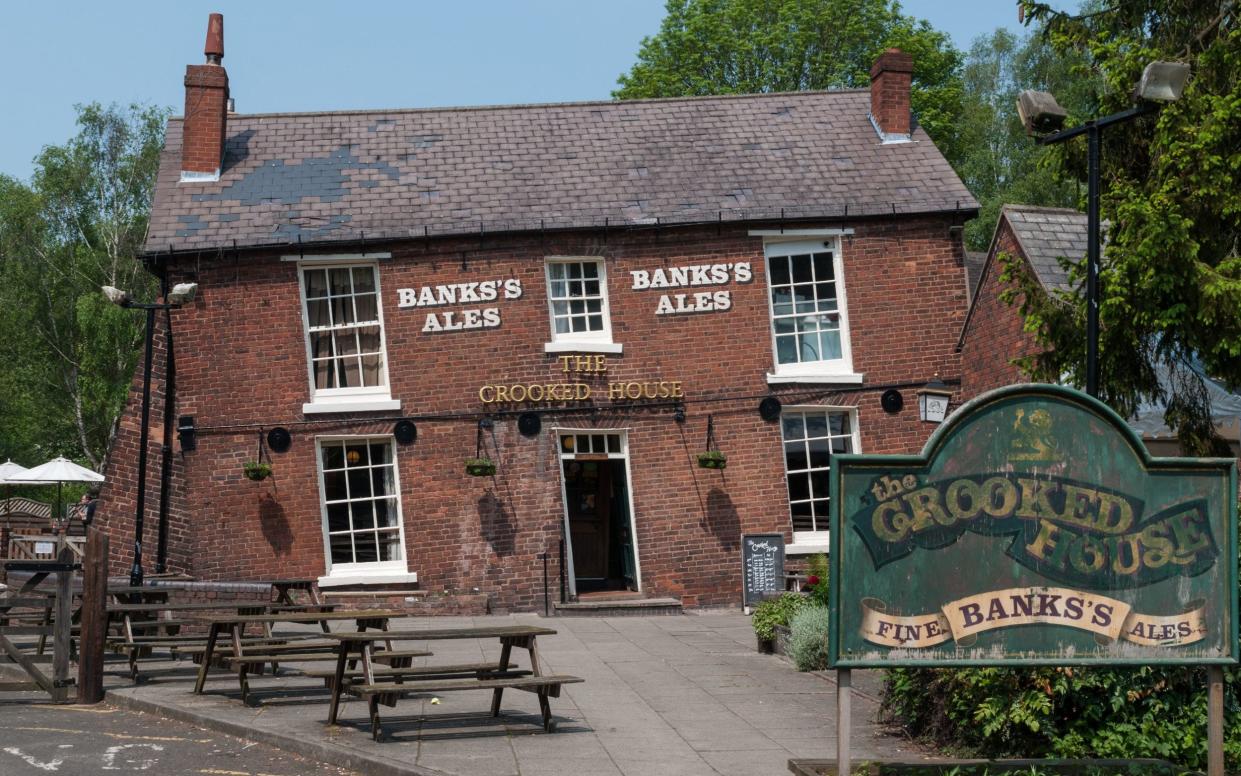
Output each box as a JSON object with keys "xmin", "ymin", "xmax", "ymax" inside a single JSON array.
[
  {"xmin": 181, "ymin": 13, "xmax": 229, "ymax": 181},
  {"xmin": 869, "ymin": 48, "xmax": 914, "ymax": 141}
]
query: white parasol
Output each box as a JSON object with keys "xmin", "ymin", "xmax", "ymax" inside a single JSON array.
[
  {"xmin": 0, "ymin": 459, "xmax": 39, "ymax": 485},
  {"xmin": 22, "ymin": 457, "xmax": 105, "ymax": 524}
]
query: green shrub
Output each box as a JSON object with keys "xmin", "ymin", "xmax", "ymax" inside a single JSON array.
[
  {"xmin": 751, "ymin": 592, "xmax": 810, "ymax": 641},
  {"xmin": 804, "ymin": 553, "xmax": 830, "ymax": 606},
  {"xmin": 788, "ymin": 605, "xmax": 830, "ymax": 671},
  {"xmin": 883, "ymin": 665, "xmax": 1241, "ymax": 770}
]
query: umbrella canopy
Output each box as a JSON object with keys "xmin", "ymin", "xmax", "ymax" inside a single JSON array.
[
  {"xmin": 0, "ymin": 459, "xmax": 40, "ymax": 485},
  {"xmin": 22, "ymin": 457, "xmax": 105, "ymax": 484}
]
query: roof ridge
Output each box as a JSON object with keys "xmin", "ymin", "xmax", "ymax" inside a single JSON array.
[
  {"xmin": 1001, "ymin": 204, "xmax": 1084, "ymax": 216},
  {"xmin": 168, "ymin": 88, "xmax": 870, "ymax": 122}
]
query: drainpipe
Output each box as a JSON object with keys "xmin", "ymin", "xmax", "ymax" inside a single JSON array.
[{"xmin": 155, "ymin": 273, "xmax": 177, "ymax": 574}]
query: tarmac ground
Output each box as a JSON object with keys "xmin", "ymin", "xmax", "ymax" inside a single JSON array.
[{"xmin": 5, "ymin": 611, "xmax": 931, "ymax": 776}]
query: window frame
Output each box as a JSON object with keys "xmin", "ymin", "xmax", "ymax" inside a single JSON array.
[
  {"xmin": 543, "ymin": 256, "xmax": 618, "ymax": 352},
  {"xmin": 763, "ymin": 238, "xmax": 856, "ymax": 380},
  {"xmin": 779, "ymin": 405, "xmax": 861, "ymax": 550},
  {"xmin": 314, "ymin": 435, "xmax": 409, "ymax": 579},
  {"xmin": 297, "ymin": 259, "xmax": 395, "ymax": 407}
]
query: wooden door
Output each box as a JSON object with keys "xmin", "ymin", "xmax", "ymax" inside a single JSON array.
[{"xmin": 566, "ymin": 460, "xmax": 611, "ymax": 579}]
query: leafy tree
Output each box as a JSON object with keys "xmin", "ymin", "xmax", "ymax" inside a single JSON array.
[
  {"xmin": 955, "ymin": 29, "xmax": 1095, "ymax": 249},
  {"xmin": 0, "ymin": 103, "xmax": 167, "ymax": 471},
  {"xmin": 614, "ymin": 0, "xmax": 964, "ymax": 160},
  {"xmin": 1010, "ymin": 1, "xmax": 1241, "ymax": 454}
]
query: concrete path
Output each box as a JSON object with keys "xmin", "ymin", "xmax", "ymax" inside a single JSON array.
[{"xmin": 104, "ymin": 611, "xmax": 928, "ymax": 776}]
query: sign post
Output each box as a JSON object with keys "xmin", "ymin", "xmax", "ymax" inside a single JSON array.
[{"xmin": 830, "ymin": 385, "xmax": 1237, "ymax": 774}]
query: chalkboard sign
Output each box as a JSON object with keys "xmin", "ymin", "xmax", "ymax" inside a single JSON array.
[{"xmin": 742, "ymin": 533, "xmax": 785, "ymax": 607}]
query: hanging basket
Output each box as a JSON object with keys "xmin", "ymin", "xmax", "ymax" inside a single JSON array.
[
  {"xmin": 696, "ymin": 450, "xmax": 727, "ymax": 470},
  {"xmin": 465, "ymin": 457, "xmax": 496, "ymax": 477},
  {"xmin": 243, "ymin": 461, "xmax": 272, "ymax": 481}
]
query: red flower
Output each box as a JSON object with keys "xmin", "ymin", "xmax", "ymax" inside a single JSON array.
[{"xmin": 806, "ymin": 575, "xmax": 820, "ymax": 586}]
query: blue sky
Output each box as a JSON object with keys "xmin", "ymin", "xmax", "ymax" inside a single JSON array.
[{"xmin": 0, "ymin": 1, "xmax": 1059, "ymax": 180}]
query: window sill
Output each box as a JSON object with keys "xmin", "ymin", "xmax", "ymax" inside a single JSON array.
[
  {"xmin": 786, "ymin": 541, "xmax": 830, "ymax": 556},
  {"xmin": 543, "ymin": 341, "xmax": 623, "ymax": 354},
  {"xmin": 317, "ymin": 571, "xmax": 419, "ymax": 588},
  {"xmin": 302, "ymin": 398, "xmax": 401, "ymax": 415},
  {"xmin": 766, "ymin": 372, "xmax": 863, "ymax": 385}
]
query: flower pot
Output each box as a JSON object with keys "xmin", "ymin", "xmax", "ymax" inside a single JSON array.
[
  {"xmin": 465, "ymin": 458, "xmax": 496, "ymax": 477},
  {"xmin": 756, "ymin": 635, "xmax": 775, "ymax": 654},
  {"xmin": 243, "ymin": 462, "xmax": 272, "ymax": 481},
  {"xmin": 696, "ymin": 451, "xmax": 727, "ymax": 470}
]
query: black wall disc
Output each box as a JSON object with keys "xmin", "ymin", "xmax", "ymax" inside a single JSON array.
[
  {"xmin": 393, "ymin": 419, "xmax": 417, "ymax": 445},
  {"xmin": 881, "ymin": 389, "xmax": 904, "ymax": 414},
  {"xmin": 758, "ymin": 396, "xmax": 782, "ymax": 421},
  {"xmin": 266, "ymin": 427, "xmax": 292, "ymax": 453},
  {"xmin": 517, "ymin": 412, "xmax": 542, "ymax": 437}
]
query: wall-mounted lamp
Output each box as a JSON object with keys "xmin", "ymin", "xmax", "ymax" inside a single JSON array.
[
  {"xmin": 177, "ymin": 415, "xmax": 197, "ymax": 452},
  {"xmin": 917, "ymin": 378, "xmax": 953, "ymax": 423},
  {"xmin": 673, "ymin": 404, "xmax": 686, "ymax": 423}
]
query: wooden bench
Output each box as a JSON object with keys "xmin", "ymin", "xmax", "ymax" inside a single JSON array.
[
  {"xmin": 350, "ymin": 674, "xmax": 585, "ymax": 739},
  {"xmin": 303, "ymin": 660, "xmax": 532, "ymax": 690}
]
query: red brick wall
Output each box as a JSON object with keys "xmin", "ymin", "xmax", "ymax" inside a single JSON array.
[
  {"xmin": 100, "ymin": 216, "xmax": 970, "ymax": 609},
  {"xmin": 959, "ymin": 220, "xmax": 1043, "ymax": 399}
]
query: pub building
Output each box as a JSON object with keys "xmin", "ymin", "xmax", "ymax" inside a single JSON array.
[{"xmin": 96, "ymin": 15, "xmax": 978, "ymax": 612}]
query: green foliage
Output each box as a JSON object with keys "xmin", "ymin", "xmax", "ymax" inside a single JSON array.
[
  {"xmin": 0, "ymin": 102, "xmax": 168, "ymax": 470},
  {"xmin": 954, "ymin": 29, "xmax": 1096, "ymax": 250},
  {"xmin": 884, "ymin": 665, "xmax": 1241, "ymax": 769},
  {"xmin": 805, "ymin": 552, "xmax": 830, "ymax": 606},
  {"xmin": 1012, "ymin": 2, "xmax": 1241, "ymax": 453},
  {"xmin": 751, "ymin": 591, "xmax": 810, "ymax": 641},
  {"xmin": 787, "ymin": 605, "xmax": 830, "ymax": 671},
  {"xmin": 614, "ymin": 0, "xmax": 964, "ymax": 159}
]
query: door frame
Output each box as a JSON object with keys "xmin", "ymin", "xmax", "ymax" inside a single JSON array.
[{"xmin": 553, "ymin": 428, "xmax": 642, "ymax": 598}]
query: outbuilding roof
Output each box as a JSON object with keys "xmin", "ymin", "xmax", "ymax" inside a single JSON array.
[
  {"xmin": 145, "ymin": 90, "xmax": 977, "ymax": 254},
  {"xmin": 999, "ymin": 205, "xmax": 1086, "ymax": 294}
]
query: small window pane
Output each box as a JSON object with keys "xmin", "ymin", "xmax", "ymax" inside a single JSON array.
[
  {"xmin": 607, "ymin": 435, "xmax": 621, "ymax": 453},
  {"xmin": 791, "ymin": 502, "xmax": 815, "ymax": 533},
  {"xmin": 345, "ymin": 443, "xmax": 369, "ymax": 467},
  {"xmin": 310, "ymin": 332, "xmax": 334, "ymax": 359},
  {"xmin": 307, "ymin": 299, "xmax": 330, "ymax": 327},
  {"xmin": 323, "ymin": 471, "xmax": 347, "ymax": 501},
  {"xmin": 329, "ymin": 268, "xmax": 353, "ymax": 295},
  {"xmin": 582, "ymin": 263, "xmax": 598, "ymax": 278},
  {"xmin": 587, "ymin": 314, "xmax": 604, "ymax": 330},
  {"xmin": 352, "ymin": 500, "xmax": 375, "ymax": 529},
  {"xmin": 329, "ymin": 534, "xmax": 354, "ymax": 564},
  {"xmin": 354, "ymin": 293, "xmax": 378, "ymax": 323},
  {"xmin": 788, "ymin": 472, "xmax": 811, "ymax": 502},
  {"xmin": 813, "ymin": 252, "xmax": 833, "ymax": 281},
  {"xmin": 791, "ymin": 255, "xmax": 813, "ymax": 284},
  {"xmin": 332, "ymin": 295, "xmax": 354, "ymax": 326},
  {"xmin": 369, "ymin": 443, "xmax": 390, "ymax": 467},
  {"xmin": 304, "ymin": 269, "xmax": 328, "ymax": 298},
  {"xmin": 339, "ymin": 358, "xmax": 361, "ymax": 388},
  {"xmin": 769, "ymin": 256, "xmax": 790, "ymax": 285},
  {"xmin": 785, "ymin": 442, "xmax": 808, "ymax": 471},
  {"xmin": 354, "ymin": 533, "xmax": 379, "ymax": 563},
  {"xmin": 804, "ymin": 414, "xmax": 829, "ymax": 439},
  {"xmin": 808, "ymin": 437, "xmax": 831, "ymax": 469},
  {"xmin": 576, "ymin": 435, "xmax": 590, "ymax": 452},
  {"xmin": 374, "ymin": 499, "xmax": 397, "ymax": 528},
  {"xmin": 321, "ymin": 444, "xmax": 344, "ymax": 471},
  {"xmin": 781, "ymin": 414, "xmax": 805, "ymax": 440},
  {"xmin": 809, "ymin": 470, "xmax": 830, "ymax": 500},
  {"xmin": 335, "ymin": 330, "xmax": 360, "ymax": 357},
  {"xmin": 567, "ymin": 263, "xmax": 582, "ymax": 279},
  {"xmin": 326, "ymin": 503, "xmax": 350, "ymax": 532},
  {"xmin": 352, "ymin": 267, "xmax": 376, "ymax": 294},
  {"xmin": 347, "ymin": 469, "xmax": 372, "ymax": 499},
  {"xmin": 378, "ymin": 531, "xmax": 401, "ymax": 561}
]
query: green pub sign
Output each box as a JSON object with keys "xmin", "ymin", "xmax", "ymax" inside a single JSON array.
[{"xmin": 829, "ymin": 385, "xmax": 1238, "ymax": 666}]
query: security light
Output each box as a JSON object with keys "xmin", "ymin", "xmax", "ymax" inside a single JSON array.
[
  {"xmin": 168, "ymin": 283, "xmax": 199, "ymax": 304},
  {"xmin": 1016, "ymin": 90, "xmax": 1067, "ymax": 136},
  {"xmin": 1134, "ymin": 61, "xmax": 1190, "ymax": 102},
  {"xmin": 102, "ymin": 285, "xmax": 131, "ymax": 307}
]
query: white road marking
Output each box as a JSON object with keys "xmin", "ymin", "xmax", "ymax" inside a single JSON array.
[
  {"xmin": 2, "ymin": 747, "xmax": 63, "ymax": 772},
  {"xmin": 101, "ymin": 743, "xmax": 164, "ymax": 771}
]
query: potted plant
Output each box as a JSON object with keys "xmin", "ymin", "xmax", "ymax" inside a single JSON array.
[
  {"xmin": 243, "ymin": 461, "xmax": 272, "ymax": 481},
  {"xmin": 465, "ymin": 457, "xmax": 496, "ymax": 477},
  {"xmin": 696, "ymin": 450, "xmax": 727, "ymax": 469}
]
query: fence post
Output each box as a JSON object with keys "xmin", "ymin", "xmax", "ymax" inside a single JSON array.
[
  {"xmin": 52, "ymin": 546, "xmax": 73, "ymax": 703},
  {"xmin": 78, "ymin": 529, "xmax": 109, "ymax": 703}
]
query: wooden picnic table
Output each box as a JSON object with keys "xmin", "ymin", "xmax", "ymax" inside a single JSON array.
[
  {"xmin": 323, "ymin": 625, "xmax": 581, "ymax": 739},
  {"xmin": 193, "ymin": 609, "xmax": 400, "ymax": 698}
]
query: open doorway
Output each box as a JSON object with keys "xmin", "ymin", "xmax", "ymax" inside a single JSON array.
[{"xmin": 557, "ymin": 431, "xmax": 639, "ymax": 598}]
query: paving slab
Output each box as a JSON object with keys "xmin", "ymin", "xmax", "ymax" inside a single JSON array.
[{"xmin": 100, "ymin": 611, "xmax": 930, "ymax": 776}]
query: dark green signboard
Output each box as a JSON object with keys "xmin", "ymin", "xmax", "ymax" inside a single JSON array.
[{"xmin": 829, "ymin": 384, "xmax": 1238, "ymax": 667}]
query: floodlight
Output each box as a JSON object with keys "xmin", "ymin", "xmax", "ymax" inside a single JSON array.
[
  {"xmin": 1016, "ymin": 90, "xmax": 1067, "ymax": 136},
  {"xmin": 1134, "ymin": 61, "xmax": 1190, "ymax": 102}
]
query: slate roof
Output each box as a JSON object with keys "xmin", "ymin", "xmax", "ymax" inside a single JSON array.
[
  {"xmin": 1001, "ymin": 205, "xmax": 1086, "ymax": 294},
  {"xmin": 964, "ymin": 250, "xmax": 987, "ymax": 300},
  {"xmin": 145, "ymin": 90, "xmax": 977, "ymax": 253}
]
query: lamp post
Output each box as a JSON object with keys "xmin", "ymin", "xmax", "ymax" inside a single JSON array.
[
  {"xmin": 103, "ymin": 282, "xmax": 198, "ymax": 586},
  {"xmin": 1017, "ymin": 61, "xmax": 1189, "ymax": 398}
]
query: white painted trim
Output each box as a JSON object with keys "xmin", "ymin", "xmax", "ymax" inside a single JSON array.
[
  {"xmin": 748, "ymin": 228, "xmax": 855, "ymax": 237},
  {"xmin": 543, "ymin": 341, "xmax": 624, "ymax": 354},
  {"xmin": 780, "ymin": 405, "xmax": 862, "ymax": 539},
  {"xmin": 786, "ymin": 541, "xmax": 830, "ymax": 556},
  {"xmin": 297, "ymin": 260, "xmax": 394, "ymax": 405},
  {"xmin": 544, "ymin": 257, "xmax": 617, "ymax": 348},
  {"xmin": 763, "ymin": 237, "xmax": 856, "ymax": 378},
  {"xmin": 179, "ymin": 169, "xmax": 220, "ymax": 182},
  {"xmin": 317, "ymin": 571, "xmax": 419, "ymax": 588},
  {"xmin": 302, "ymin": 398, "xmax": 401, "ymax": 414},
  {"xmin": 313, "ymin": 435, "xmax": 410, "ymax": 579},
  {"xmin": 766, "ymin": 372, "xmax": 864, "ymax": 385},
  {"xmin": 281, "ymin": 253, "xmax": 392, "ymax": 263}
]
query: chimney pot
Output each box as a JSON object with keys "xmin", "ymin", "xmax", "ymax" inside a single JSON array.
[
  {"xmin": 204, "ymin": 13, "xmax": 224, "ymax": 64},
  {"xmin": 870, "ymin": 48, "xmax": 914, "ymax": 140}
]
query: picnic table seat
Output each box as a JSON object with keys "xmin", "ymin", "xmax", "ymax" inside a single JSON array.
[
  {"xmin": 345, "ymin": 674, "xmax": 585, "ymax": 739},
  {"xmin": 303, "ymin": 660, "xmax": 532, "ymax": 690}
]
